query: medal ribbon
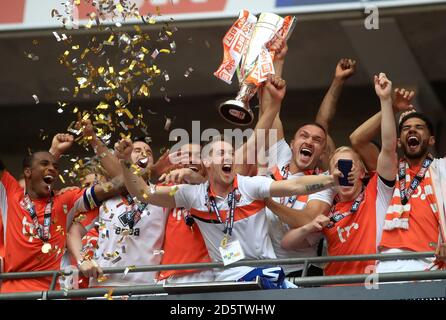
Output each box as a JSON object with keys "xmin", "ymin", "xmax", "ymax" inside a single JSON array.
[
  {"xmin": 327, "ymin": 188, "xmax": 365, "ymax": 229},
  {"xmin": 207, "ymin": 185, "xmax": 238, "ymax": 238},
  {"xmin": 399, "ymin": 154, "xmax": 433, "ymax": 205},
  {"xmin": 23, "ymin": 193, "xmax": 52, "ymax": 242}
]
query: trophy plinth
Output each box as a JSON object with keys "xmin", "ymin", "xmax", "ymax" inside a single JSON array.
[{"xmin": 218, "ymin": 100, "xmax": 254, "ymax": 126}]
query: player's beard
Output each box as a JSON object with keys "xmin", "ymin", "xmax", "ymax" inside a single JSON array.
[{"xmin": 402, "ymin": 140, "xmax": 429, "ymax": 160}]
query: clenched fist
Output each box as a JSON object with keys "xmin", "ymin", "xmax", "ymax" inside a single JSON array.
[
  {"xmin": 374, "ymin": 72, "xmax": 392, "ymax": 100},
  {"xmin": 114, "ymin": 138, "xmax": 133, "ymax": 161},
  {"xmin": 50, "ymin": 133, "xmax": 74, "ymax": 158},
  {"xmin": 335, "ymin": 58, "xmax": 356, "ymax": 81},
  {"xmin": 264, "ymin": 73, "xmax": 287, "ymax": 103}
]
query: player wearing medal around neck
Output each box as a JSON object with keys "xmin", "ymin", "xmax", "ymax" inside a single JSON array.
[
  {"xmin": 377, "ymin": 111, "xmax": 446, "ymax": 271},
  {"xmin": 114, "ymin": 76, "xmax": 342, "ymax": 288},
  {"xmin": 155, "ymin": 72, "xmax": 295, "ymax": 284},
  {"xmin": 347, "ymin": 87, "xmax": 446, "ymax": 271},
  {"xmin": 0, "ymin": 134, "xmax": 123, "ymax": 293},
  {"xmin": 260, "ymin": 37, "xmax": 355, "ymax": 277},
  {"xmin": 281, "ymin": 73, "xmax": 398, "ymax": 276},
  {"xmin": 67, "ymin": 119, "xmax": 175, "ymax": 288}
]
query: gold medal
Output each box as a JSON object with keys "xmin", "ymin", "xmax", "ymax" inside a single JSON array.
[
  {"xmin": 41, "ymin": 243, "xmax": 52, "ymax": 254},
  {"xmin": 220, "ymin": 234, "xmax": 228, "ymax": 248}
]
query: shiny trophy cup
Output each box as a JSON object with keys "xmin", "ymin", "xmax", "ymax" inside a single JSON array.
[{"xmin": 215, "ymin": 11, "xmax": 296, "ymax": 126}]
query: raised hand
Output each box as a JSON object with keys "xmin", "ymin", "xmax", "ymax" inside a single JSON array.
[
  {"xmin": 159, "ymin": 168, "xmax": 206, "ymax": 185},
  {"xmin": 335, "ymin": 58, "xmax": 356, "ymax": 81},
  {"xmin": 331, "ymin": 168, "xmax": 343, "ymax": 187},
  {"xmin": 50, "ymin": 133, "xmax": 74, "ymax": 157},
  {"xmin": 374, "ymin": 72, "xmax": 392, "ymax": 100},
  {"xmin": 393, "ymin": 88, "xmax": 415, "ymax": 113},
  {"xmin": 114, "ymin": 139, "xmax": 133, "ymax": 161},
  {"xmin": 150, "ymin": 149, "xmax": 185, "ymax": 179},
  {"xmin": 264, "ymin": 73, "xmax": 286, "ymax": 104},
  {"xmin": 347, "ymin": 163, "xmax": 362, "ymax": 186},
  {"xmin": 77, "ymin": 119, "xmax": 96, "ymax": 140},
  {"xmin": 269, "ymin": 35, "xmax": 288, "ymax": 61}
]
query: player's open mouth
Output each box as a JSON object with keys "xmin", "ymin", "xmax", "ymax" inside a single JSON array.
[
  {"xmin": 299, "ymin": 146, "xmax": 313, "ymax": 160},
  {"xmin": 222, "ymin": 164, "xmax": 232, "ymax": 173},
  {"xmin": 137, "ymin": 158, "xmax": 148, "ymax": 168},
  {"xmin": 43, "ymin": 175, "xmax": 55, "ymax": 184},
  {"xmin": 407, "ymin": 135, "xmax": 420, "ymax": 147}
]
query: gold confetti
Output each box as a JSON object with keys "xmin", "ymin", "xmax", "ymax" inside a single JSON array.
[
  {"xmin": 96, "ymin": 102, "xmax": 109, "ymax": 110},
  {"xmin": 73, "ymin": 214, "xmax": 86, "ymax": 223},
  {"xmin": 104, "ymin": 288, "xmax": 113, "ymax": 300},
  {"xmin": 169, "ymin": 186, "xmax": 179, "ymax": 196}
]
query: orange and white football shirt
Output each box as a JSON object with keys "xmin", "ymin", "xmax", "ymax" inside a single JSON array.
[
  {"xmin": 266, "ymin": 139, "xmax": 334, "ymax": 274},
  {"xmin": 158, "ymin": 207, "xmax": 212, "ymax": 281},
  {"xmin": 82, "ymin": 196, "xmax": 167, "ymax": 287},
  {"xmin": 379, "ymin": 162, "xmax": 441, "ymax": 253},
  {"xmin": 323, "ymin": 175, "xmax": 394, "ymax": 276},
  {"xmin": 174, "ymin": 174, "xmax": 275, "ymax": 281},
  {"xmin": 0, "ymin": 171, "xmax": 97, "ymax": 293}
]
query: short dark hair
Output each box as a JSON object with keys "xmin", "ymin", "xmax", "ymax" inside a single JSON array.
[
  {"xmin": 296, "ymin": 122, "xmax": 328, "ymax": 137},
  {"xmin": 398, "ymin": 112, "xmax": 434, "ymax": 136},
  {"xmin": 22, "ymin": 150, "xmax": 51, "ymax": 170},
  {"xmin": 133, "ymin": 136, "xmax": 151, "ymax": 145}
]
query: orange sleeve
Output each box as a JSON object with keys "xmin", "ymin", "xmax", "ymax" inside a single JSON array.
[
  {"xmin": 0, "ymin": 171, "xmax": 23, "ymax": 195},
  {"xmin": 78, "ymin": 208, "xmax": 99, "ymax": 231}
]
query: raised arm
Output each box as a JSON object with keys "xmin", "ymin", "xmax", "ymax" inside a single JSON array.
[
  {"xmin": 49, "ymin": 133, "xmax": 74, "ymax": 161},
  {"xmin": 114, "ymin": 138, "xmax": 176, "ymax": 208},
  {"xmin": 79, "ymin": 119, "xmax": 122, "ymax": 178},
  {"xmin": 316, "ymin": 58, "xmax": 356, "ymax": 132},
  {"xmin": 259, "ymin": 37, "xmax": 288, "ymax": 145},
  {"xmin": 90, "ymin": 175, "xmax": 125, "ymax": 203},
  {"xmin": 350, "ymin": 87, "xmax": 414, "ymax": 172},
  {"xmin": 349, "ymin": 112, "xmax": 381, "ymax": 172},
  {"xmin": 316, "ymin": 59, "xmax": 356, "ymax": 169},
  {"xmin": 270, "ymin": 173, "xmax": 338, "ymax": 198},
  {"xmin": 374, "ymin": 73, "xmax": 398, "ymax": 181},
  {"xmin": 235, "ymin": 74, "xmax": 286, "ymax": 175}
]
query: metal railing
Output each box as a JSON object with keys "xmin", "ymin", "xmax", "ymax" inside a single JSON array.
[{"xmin": 0, "ymin": 251, "xmax": 444, "ymax": 300}]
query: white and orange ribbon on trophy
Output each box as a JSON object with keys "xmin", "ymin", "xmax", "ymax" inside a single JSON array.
[{"xmin": 214, "ymin": 10, "xmax": 296, "ymax": 125}]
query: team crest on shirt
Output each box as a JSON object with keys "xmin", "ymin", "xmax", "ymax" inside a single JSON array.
[{"xmin": 118, "ymin": 210, "xmax": 141, "ymax": 227}]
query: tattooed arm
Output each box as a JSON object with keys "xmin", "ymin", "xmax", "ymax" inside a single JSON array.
[{"xmin": 270, "ymin": 174, "xmax": 338, "ymax": 198}]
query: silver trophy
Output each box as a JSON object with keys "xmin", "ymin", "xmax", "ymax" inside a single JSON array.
[{"xmin": 218, "ymin": 12, "xmax": 295, "ymax": 126}]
